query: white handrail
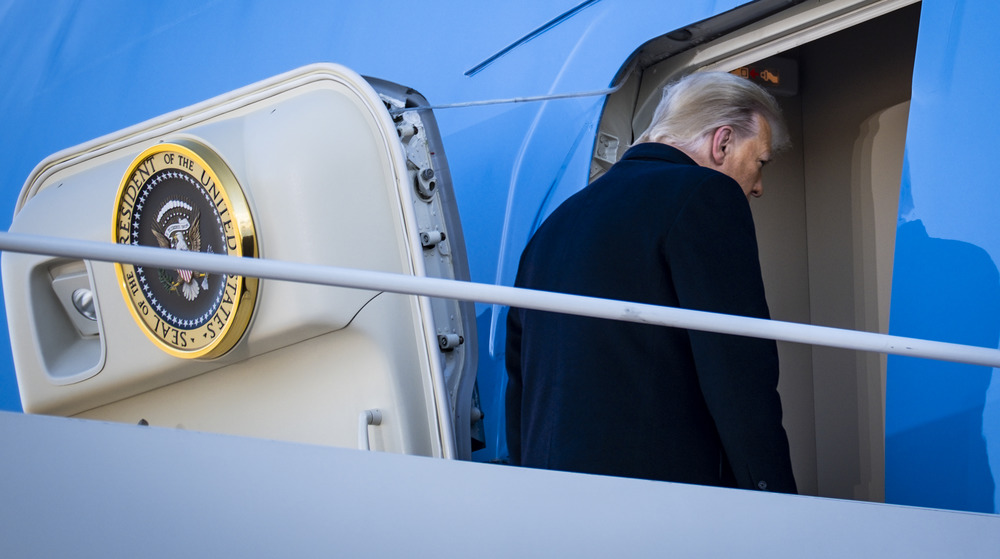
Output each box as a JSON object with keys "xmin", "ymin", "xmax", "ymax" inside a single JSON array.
[{"xmin": 3, "ymin": 231, "xmax": 1000, "ymax": 368}]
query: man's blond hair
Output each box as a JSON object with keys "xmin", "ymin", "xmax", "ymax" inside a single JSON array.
[{"xmin": 636, "ymin": 71, "xmax": 789, "ymax": 152}]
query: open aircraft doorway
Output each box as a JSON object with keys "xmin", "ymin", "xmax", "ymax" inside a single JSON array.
[{"xmin": 593, "ymin": 0, "xmax": 921, "ymax": 502}]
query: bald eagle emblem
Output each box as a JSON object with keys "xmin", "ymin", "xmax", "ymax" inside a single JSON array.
[{"xmin": 151, "ymin": 199, "xmax": 208, "ymax": 301}]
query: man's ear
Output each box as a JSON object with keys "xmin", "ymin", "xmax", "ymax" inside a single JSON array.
[{"xmin": 710, "ymin": 126, "xmax": 734, "ymax": 165}]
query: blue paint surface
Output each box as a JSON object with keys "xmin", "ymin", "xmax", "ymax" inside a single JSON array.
[{"xmin": 887, "ymin": 0, "xmax": 1000, "ymax": 513}]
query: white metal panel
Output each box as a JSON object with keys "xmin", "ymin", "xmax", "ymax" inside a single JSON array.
[
  {"xmin": 2, "ymin": 410, "xmax": 997, "ymax": 557},
  {"xmin": 3, "ymin": 64, "xmax": 451, "ymax": 456}
]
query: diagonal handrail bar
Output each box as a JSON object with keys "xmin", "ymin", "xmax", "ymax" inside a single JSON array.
[{"xmin": 2, "ymin": 231, "xmax": 1000, "ymax": 368}]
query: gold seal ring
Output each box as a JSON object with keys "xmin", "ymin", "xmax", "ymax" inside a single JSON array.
[{"xmin": 112, "ymin": 140, "xmax": 258, "ymax": 359}]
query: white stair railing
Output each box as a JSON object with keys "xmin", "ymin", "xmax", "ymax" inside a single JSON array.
[{"xmin": 3, "ymin": 231, "xmax": 999, "ymax": 368}]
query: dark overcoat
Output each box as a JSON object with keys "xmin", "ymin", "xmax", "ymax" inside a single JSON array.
[{"xmin": 505, "ymin": 142, "xmax": 797, "ymax": 493}]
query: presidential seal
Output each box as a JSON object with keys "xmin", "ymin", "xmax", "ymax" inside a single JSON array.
[{"xmin": 113, "ymin": 140, "xmax": 258, "ymax": 359}]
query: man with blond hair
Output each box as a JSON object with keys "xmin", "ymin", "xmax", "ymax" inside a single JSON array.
[{"xmin": 506, "ymin": 71, "xmax": 797, "ymax": 493}]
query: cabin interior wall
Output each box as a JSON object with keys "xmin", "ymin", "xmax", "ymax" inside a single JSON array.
[{"xmin": 751, "ymin": 4, "xmax": 918, "ymax": 501}]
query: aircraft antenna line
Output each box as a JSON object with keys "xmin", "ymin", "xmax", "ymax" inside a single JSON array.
[{"xmin": 388, "ymin": 83, "xmax": 624, "ymax": 115}]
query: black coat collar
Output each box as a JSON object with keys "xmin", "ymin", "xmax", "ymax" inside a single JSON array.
[{"xmin": 620, "ymin": 142, "xmax": 698, "ymax": 167}]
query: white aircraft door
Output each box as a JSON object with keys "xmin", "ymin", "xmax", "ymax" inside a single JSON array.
[{"xmin": 2, "ymin": 63, "xmax": 479, "ymax": 459}]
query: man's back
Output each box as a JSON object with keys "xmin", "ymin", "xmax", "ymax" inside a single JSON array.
[{"xmin": 506, "ymin": 142, "xmax": 796, "ymax": 492}]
